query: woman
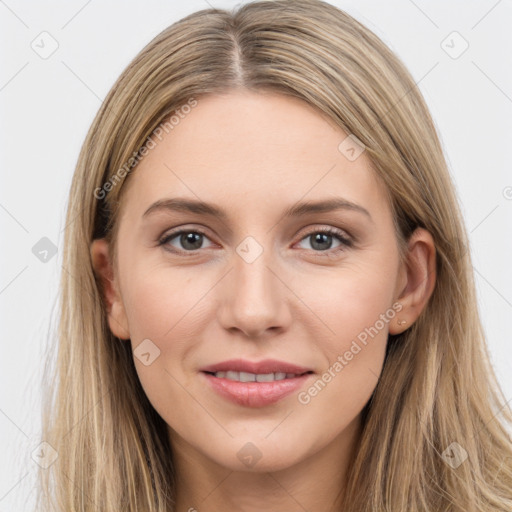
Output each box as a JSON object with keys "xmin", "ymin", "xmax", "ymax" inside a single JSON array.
[{"xmin": 38, "ymin": 0, "xmax": 512, "ymax": 510}]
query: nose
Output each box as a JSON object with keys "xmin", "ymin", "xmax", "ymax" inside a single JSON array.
[{"xmin": 216, "ymin": 248, "xmax": 292, "ymax": 339}]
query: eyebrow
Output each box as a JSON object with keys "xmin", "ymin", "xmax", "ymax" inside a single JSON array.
[{"xmin": 142, "ymin": 197, "xmax": 372, "ymax": 222}]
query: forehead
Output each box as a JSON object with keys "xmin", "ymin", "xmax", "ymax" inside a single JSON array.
[{"xmin": 119, "ymin": 90, "xmax": 390, "ymax": 222}]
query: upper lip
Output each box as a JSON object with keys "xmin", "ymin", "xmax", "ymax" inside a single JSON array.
[{"xmin": 200, "ymin": 358, "xmax": 313, "ymax": 375}]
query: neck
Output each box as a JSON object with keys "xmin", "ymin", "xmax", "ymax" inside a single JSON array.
[{"xmin": 169, "ymin": 414, "xmax": 362, "ymax": 512}]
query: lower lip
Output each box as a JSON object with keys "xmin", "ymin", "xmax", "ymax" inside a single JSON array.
[{"xmin": 201, "ymin": 372, "xmax": 313, "ymax": 407}]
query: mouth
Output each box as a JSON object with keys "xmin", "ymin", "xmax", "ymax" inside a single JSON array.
[
  {"xmin": 199, "ymin": 359, "xmax": 315, "ymax": 407},
  {"xmin": 202, "ymin": 370, "xmax": 313, "ymax": 382}
]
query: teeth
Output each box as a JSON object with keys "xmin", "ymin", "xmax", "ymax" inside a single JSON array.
[
  {"xmin": 213, "ymin": 371, "xmax": 301, "ymax": 382},
  {"xmin": 256, "ymin": 373, "xmax": 275, "ymax": 382},
  {"xmin": 239, "ymin": 371, "xmax": 256, "ymax": 382}
]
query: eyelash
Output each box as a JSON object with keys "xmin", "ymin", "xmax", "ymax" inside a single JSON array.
[{"xmin": 158, "ymin": 226, "xmax": 353, "ymax": 257}]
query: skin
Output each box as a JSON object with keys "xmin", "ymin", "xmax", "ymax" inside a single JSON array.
[{"xmin": 91, "ymin": 89, "xmax": 436, "ymax": 512}]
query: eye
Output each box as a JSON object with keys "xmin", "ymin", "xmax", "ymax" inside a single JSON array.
[
  {"xmin": 158, "ymin": 229, "xmax": 214, "ymax": 253},
  {"xmin": 158, "ymin": 226, "xmax": 353, "ymax": 255},
  {"xmin": 296, "ymin": 227, "xmax": 352, "ymax": 253}
]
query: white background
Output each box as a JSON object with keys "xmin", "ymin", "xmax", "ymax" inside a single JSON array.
[{"xmin": 1, "ymin": 1, "xmax": 511, "ymax": 509}]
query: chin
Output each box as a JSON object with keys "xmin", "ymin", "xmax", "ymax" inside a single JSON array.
[{"xmin": 202, "ymin": 437, "xmax": 310, "ymax": 473}]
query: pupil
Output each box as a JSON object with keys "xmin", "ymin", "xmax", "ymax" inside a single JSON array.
[
  {"xmin": 178, "ymin": 232, "xmax": 333, "ymax": 251},
  {"xmin": 311, "ymin": 233, "xmax": 332, "ymax": 250},
  {"xmin": 181, "ymin": 232, "xmax": 202, "ymax": 250}
]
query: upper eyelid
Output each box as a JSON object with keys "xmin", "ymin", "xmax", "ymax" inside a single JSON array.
[
  {"xmin": 159, "ymin": 225, "xmax": 352, "ymax": 249},
  {"xmin": 159, "ymin": 226, "xmax": 212, "ymax": 243}
]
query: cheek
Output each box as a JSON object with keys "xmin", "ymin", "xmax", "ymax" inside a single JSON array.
[
  {"xmin": 121, "ymin": 242, "xmax": 397, "ymax": 401},
  {"xmin": 122, "ymin": 266, "xmax": 214, "ymax": 424},
  {"xmin": 296, "ymin": 258, "xmax": 397, "ymax": 344},
  {"xmin": 123, "ymin": 264, "xmax": 208, "ymax": 342},
  {"xmin": 294, "ymin": 272, "xmax": 393, "ymax": 427},
  {"xmin": 123, "ymin": 248, "xmax": 398, "ymax": 370},
  {"xmin": 292, "ymin": 258, "xmax": 397, "ymax": 399}
]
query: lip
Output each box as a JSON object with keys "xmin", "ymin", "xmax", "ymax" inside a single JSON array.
[
  {"xmin": 201, "ymin": 372, "xmax": 313, "ymax": 407},
  {"xmin": 199, "ymin": 358, "xmax": 313, "ymax": 375},
  {"xmin": 199, "ymin": 358, "xmax": 314, "ymax": 408}
]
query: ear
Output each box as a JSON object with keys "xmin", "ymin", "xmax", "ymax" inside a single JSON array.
[
  {"xmin": 90, "ymin": 238, "xmax": 130, "ymax": 340},
  {"xmin": 389, "ymin": 227, "xmax": 436, "ymax": 335}
]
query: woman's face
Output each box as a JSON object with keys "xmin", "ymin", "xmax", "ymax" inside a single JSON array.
[{"xmin": 92, "ymin": 89, "xmax": 429, "ymax": 473}]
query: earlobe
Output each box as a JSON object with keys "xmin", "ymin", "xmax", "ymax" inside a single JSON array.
[
  {"xmin": 389, "ymin": 228, "xmax": 436, "ymax": 335},
  {"xmin": 90, "ymin": 238, "xmax": 130, "ymax": 340}
]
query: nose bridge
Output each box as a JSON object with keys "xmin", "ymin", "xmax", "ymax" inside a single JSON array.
[{"xmin": 217, "ymin": 235, "xmax": 290, "ymax": 337}]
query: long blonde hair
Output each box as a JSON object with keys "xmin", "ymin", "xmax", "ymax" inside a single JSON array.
[{"xmin": 38, "ymin": 1, "xmax": 512, "ymax": 510}]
